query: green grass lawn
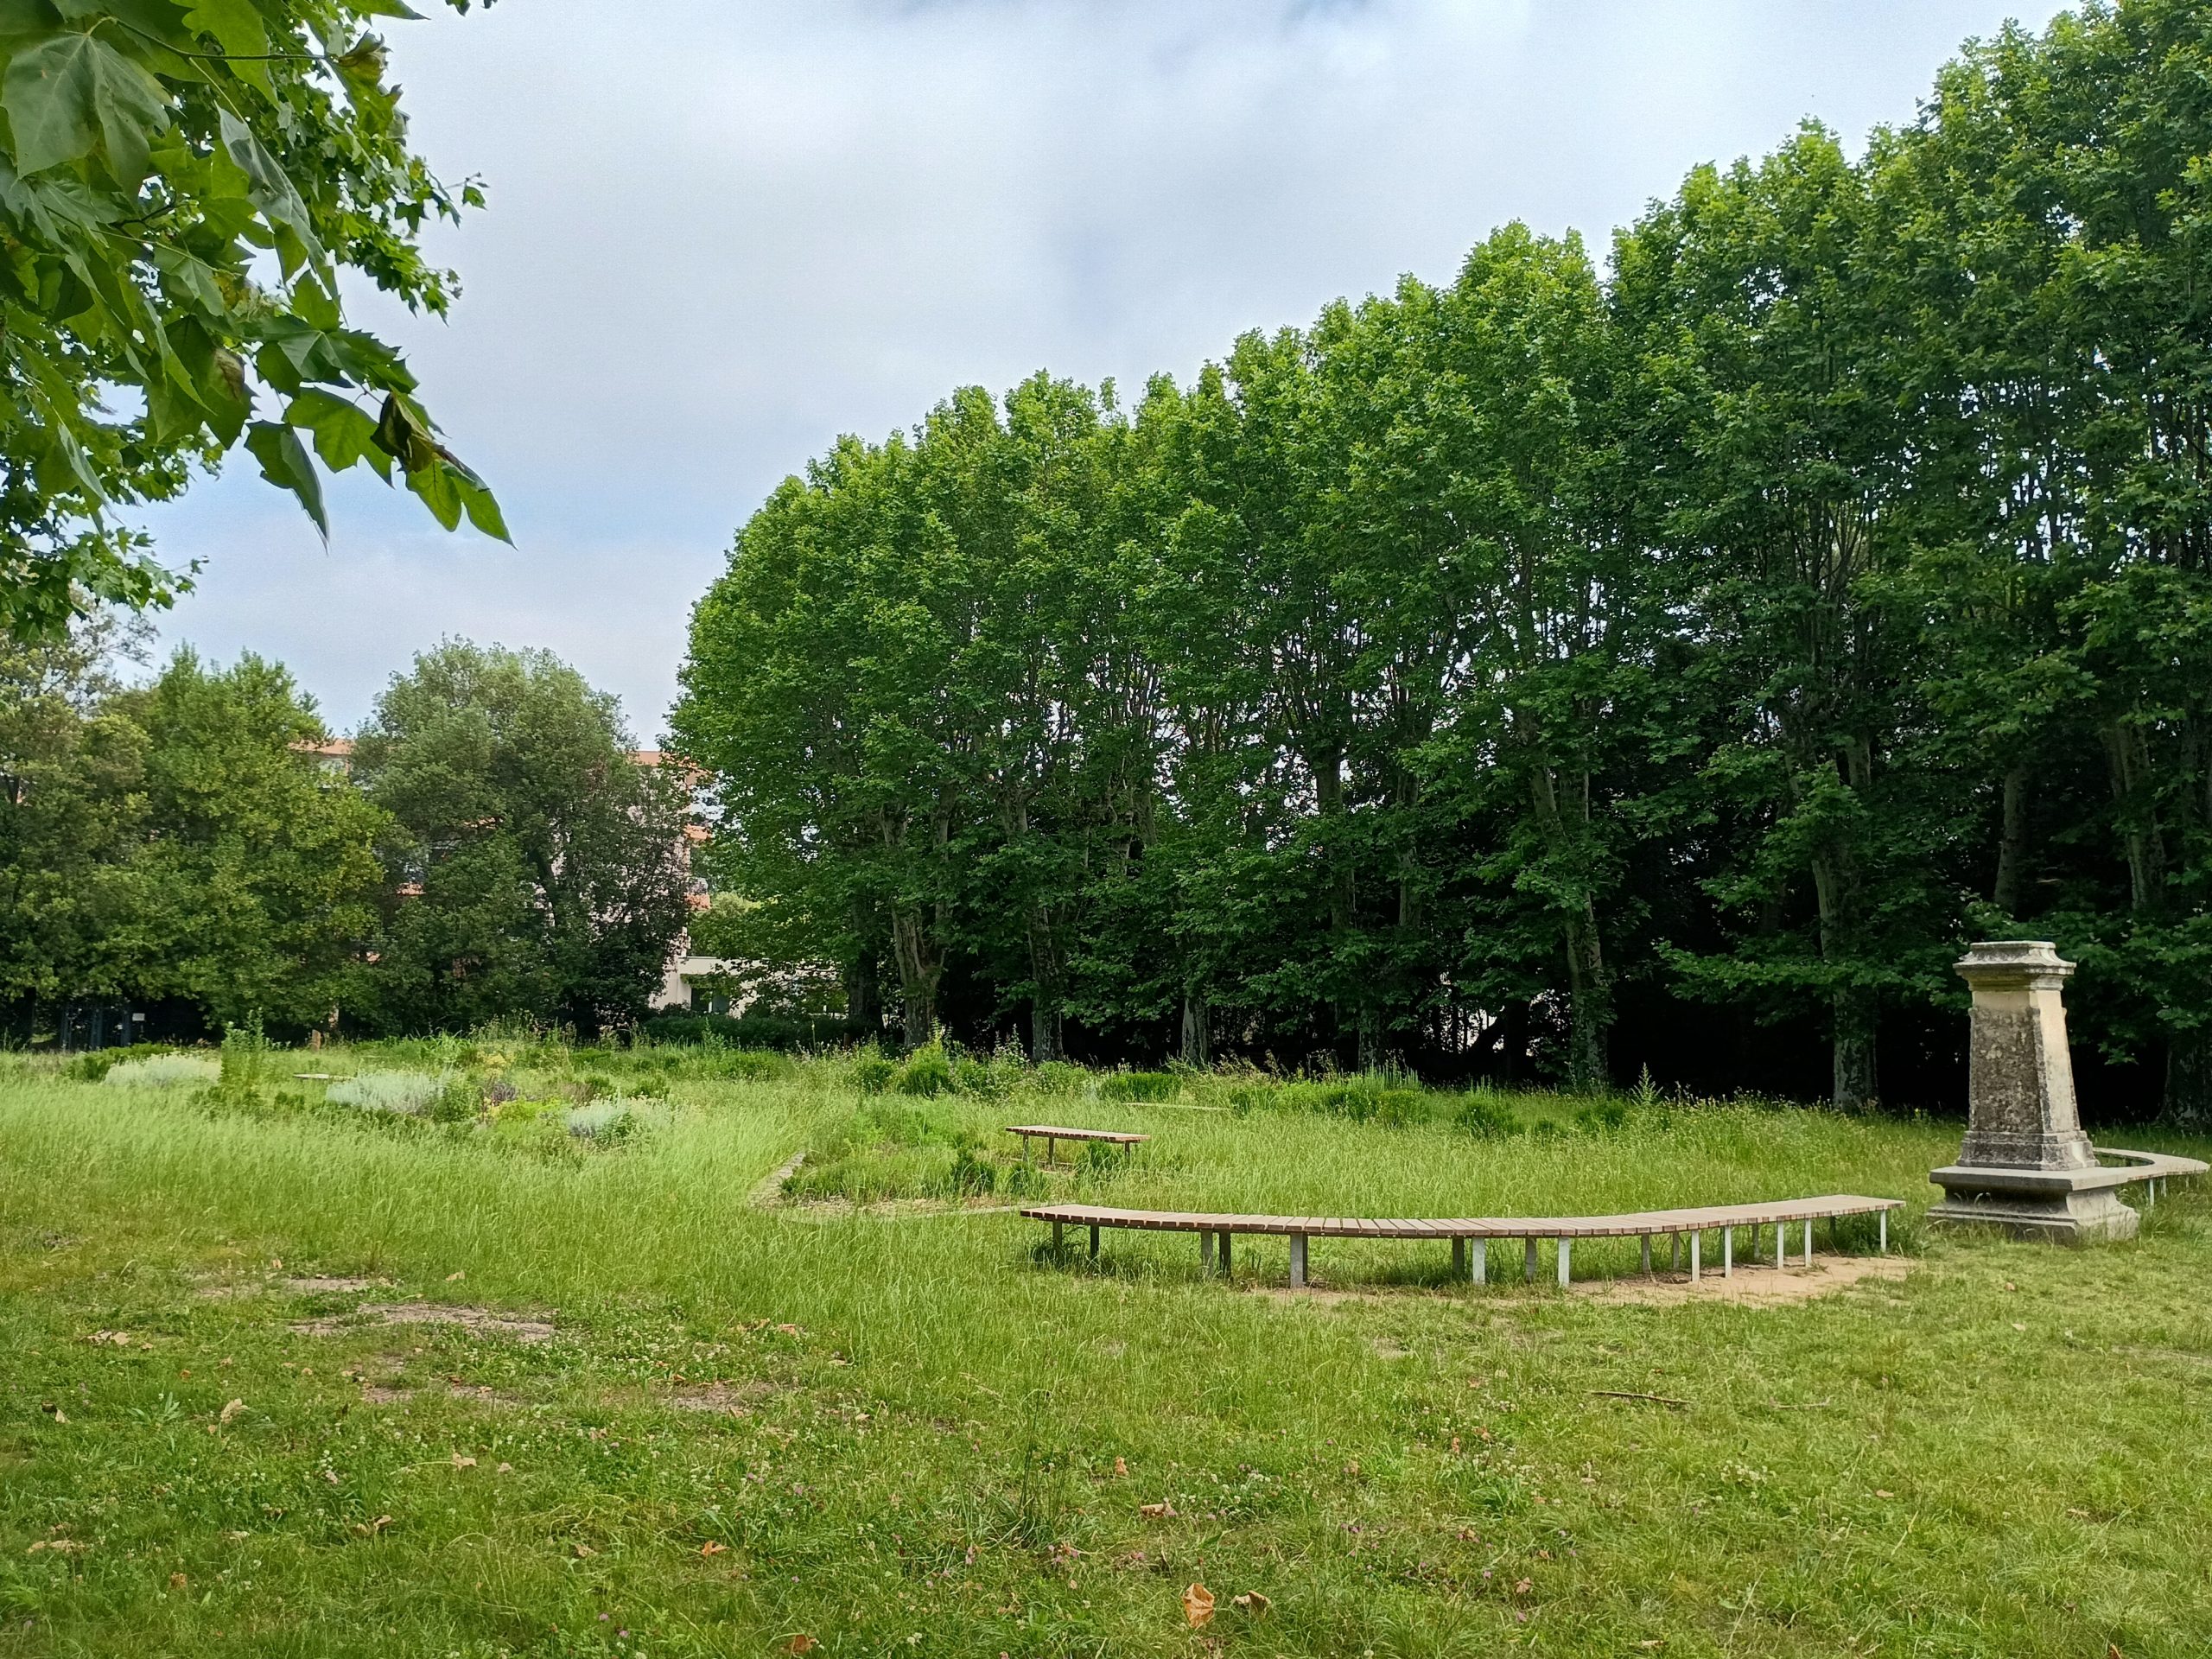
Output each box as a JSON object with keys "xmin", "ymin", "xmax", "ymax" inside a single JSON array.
[{"xmin": 4, "ymin": 1045, "xmax": 2211, "ymax": 1656}]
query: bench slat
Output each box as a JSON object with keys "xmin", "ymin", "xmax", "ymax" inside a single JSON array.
[{"xmin": 1020, "ymin": 1196, "xmax": 1905, "ymax": 1241}]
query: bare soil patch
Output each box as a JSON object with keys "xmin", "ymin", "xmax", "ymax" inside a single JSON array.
[
  {"xmin": 292, "ymin": 1301, "xmax": 556, "ymax": 1344},
  {"xmin": 1570, "ymin": 1255, "xmax": 1909, "ymax": 1306},
  {"xmin": 664, "ymin": 1379, "xmax": 778, "ymax": 1415},
  {"xmin": 283, "ymin": 1275, "xmax": 391, "ymax": 1294},
  {"xmin": 1253, "ymin": 1255, "xmax": 1908, "ymax": 1307}
]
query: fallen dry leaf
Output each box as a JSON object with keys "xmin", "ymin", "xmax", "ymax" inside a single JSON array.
[
  {"xmin": 322, "ymin": 1470, "xmax": 340, "ymax": 1485},
  {"xmin": 219, "ymin": 1398, "xmax": 246, "ymax": 1424},
  {"xmin": 1138, "ymin": 1501, "xmax": 1177, "ymax": 1521},
  {"xmin": 497, "ymin": 1462, "xmax": 513, "ymax": 1475},
  {"xmin": 1874, "ymin": 1489, "xmax": 1895, "ymax": 1499},
  {"xmin": 573, "ymin": 1543, "xmax": 598, "ymax": 1559},
  {"xmin": 700, "ymin": 1541, "xmax": 728, "ymax": 1556},
  {"xmin": 1182, "ymin": 1582, "xmax": 1216, "ymax": 1629},
  {"xmin": 1113, "ymin": 1456, "xmax": 1128, "ymax": 1478},
  {"xmin": 446, "ymin": 1271, "xmax": 466, "ymax": 1282},
  {"xmin": 451, "ymin": 1454, "xmax": 477, "ymax": 1469},
  {"xmin": 84, "ymin": 1330, "xmax": 131, "ymax": 1346},
  {"xmin": 223, "ymin": 1530, "xmax": 249, "ymax": 1541},
  {"xmin": 1233, "ymin": 1591, "xmax": 1270, "ymax": 1615},
  {"xmin": 782, "ymin": 1637, "xmax": 817, "ymax": 1656},
  {"xmin": 169, "ymin": 1573, "xmax": 187, "ymax": 1589},
  {"xmin": 2012, "ymin": 1321, "xmax": 2028, "ymax": 1332},
  {"xmin": 1513, "ymin": 1578, "xmax": 1533, "ymax": 1595}
]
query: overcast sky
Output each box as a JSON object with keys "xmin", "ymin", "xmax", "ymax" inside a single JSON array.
[{"xmin": 136, "ymin": 0, "xmax": 2069, "ymax": 738}]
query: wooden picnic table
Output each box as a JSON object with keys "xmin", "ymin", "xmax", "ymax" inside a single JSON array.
[
  {"xmin": 1020, "ymin": 1192, "xmax": 1905, "ymax": 1288},
  {"xmin": 1004, "ymin": 1125, "xmax": 1149, "ymax": 1166}
]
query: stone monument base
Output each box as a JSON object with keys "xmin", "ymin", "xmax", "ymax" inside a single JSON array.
[{"xmin": 1927, "ymin": 1161, "xmax": 2141, "ymax": 1243}]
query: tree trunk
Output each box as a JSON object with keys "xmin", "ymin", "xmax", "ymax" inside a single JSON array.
[
  {"xmin": 1529, "ymin": 759, "xmax": 1611, "ymax": 1091},
  {"xmin": 1810, "ymin": 845, "xmax": 1877, "ymax": 1109},
  {"xmin": 1026, "ymin": 902, "xmax": 1063, "ymax": 1063},
  {"xmin": 1993, "ymin": 765, "xmax": 2031, "ymax": 917},
  {"xmin": 1179, "ymin": 991, "xmax": 1211, "ymax": 1068},
  {"xmin": 1498, "ymin": 1001, "xmax": 1529, "ymax": 1084},
  {"xmin": 1832, "ymin": 984, "xmax": 1878, "ymax": 1112},
  {"xmin": 1561, "ymin": 900, "xmax": 1608, "ymax": 1092},
  {"xmin": 1028, "ymin": 1001, "xmax": 1063, "ymax": 1065},
  {"xmin": 889, "ymin": 902, "xmax": 940, "ymax": 1052},
  {"xmin": 2164, "ymin": 1026, "xmax": 2212, "ymax": 1130},
  {"xmin": 845, "ymin": 899, "xmax": 885, "ymax": 1030}
]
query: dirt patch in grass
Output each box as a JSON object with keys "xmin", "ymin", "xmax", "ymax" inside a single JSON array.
[
  {"xmin": 664, "ymin": 1378, "xmax": 779, "ymax": 1415},
  {"xmin": 1252, "ymin": 1256, "xmax": 1909, "ymax": 1306},
  {"xmin": 292, "ymin": 1301, "xmax": 556, "ymax": 1344},
  {"xmin": 283, "ymin": 1275, "xmax": 391, "ymax": 1294},
  {"xmin": 1570, "ymin": 1255, "xmax": 1910, "ymax": 1306},
  {"xmin": 785, "ymin": 1196, "xmax": 1019, "ymax": 1222}
]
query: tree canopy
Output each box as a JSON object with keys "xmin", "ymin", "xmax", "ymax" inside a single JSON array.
[
  {"xmin": 0, "ymin": 0, "xmax": 504, "ymax": 642},
  {"xmin": 677, "ymin": 0, "xmax": 2212, "ymax": 1125}
]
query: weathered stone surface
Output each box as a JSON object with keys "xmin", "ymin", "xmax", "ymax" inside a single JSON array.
[{"xmin": 1930, "ymin": 940, "xmax": 2135, "ymax": 1243}]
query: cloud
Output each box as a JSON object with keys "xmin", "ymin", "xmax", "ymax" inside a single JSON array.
[{"xmin": 136, "ymin": 0, "xmax": 2069, "ymax": 734}]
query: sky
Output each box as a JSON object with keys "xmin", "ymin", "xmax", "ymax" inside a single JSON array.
[{"xmin": 137, "ymin": 0, "xmax": 2070, "ymax": 740}]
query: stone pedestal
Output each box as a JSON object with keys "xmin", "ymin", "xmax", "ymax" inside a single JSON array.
[{"xmin": 1929, "ymin": 940, "xmax": 2139, "ymax": 1243}]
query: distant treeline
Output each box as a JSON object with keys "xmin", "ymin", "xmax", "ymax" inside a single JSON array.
[
  {"xmin": 2, "ymin": 635, "xmax": 694, "ymax": 1045},
  {"xmin": 677, "ymin": 3, "xmax": 2212, "ymax": 1122}
]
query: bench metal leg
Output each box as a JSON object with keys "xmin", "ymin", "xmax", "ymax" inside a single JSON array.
[
  {"xmin": 1555, "ymin": 1238, "xmax": 1571, "ymax": 1287},
  {"xmin": 1878, "ymin": 1211, "xmax": 1887, "ymax": 1254},
  {"xmin": 1523, "ymin": 1238, "xmax": 1539, "ymax": 1282},
  {"xmin": 1641, "ymin": 1235, "xmax": 1651, "ymax": 1275},
  {"xmin": 1289, "ymin": 1234, "xmax": 1307, "ymax": 1288},
  {"xmin": 1452, "ymin": 1237, "xmax": 1466, "ymax": 1279},
  {"xmin": 1052, "ymin": 1221, "xmax": 1065, "ymax": 1256},
  {"xmin": 1220, "ymin": 1231, "xmax": 1232, "ymax": 1278},
  {"xmin": 1046, "ymin": 1137, "xmax": 1057, "ymax": 1166},
  {"xmin": 1775, "ymin": 1224, "xmax": 1785, "ymax": 1268},
  {"xmin": 1670, "ymin": 1233, "xmax": 1681, "ymax": 1273},
  {"xmin": 1090, "ymin": 1224, "xmax": 1100, "ymax": 1258},
  {"xmin": 1724, "ymin": 1225, "xmax": 1733, "ymax": 1278},
  {"xmin": 1802, "ymin": 1219, "xmax": 1814, "ymax": 1267},
  {"xmin": 1471, "ymin": 1238, "xmax": 1485, "ymax": 1284},
  {"xmin": 1200, "ymin": 1231, "xmax": 1215, "ymax": 1274},
  {"xmin": 1689, "ymin": 1230, "xmax": 1700, "ymax": 1284}
]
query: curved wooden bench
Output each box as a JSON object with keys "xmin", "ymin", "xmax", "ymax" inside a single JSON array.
[{"xmin": 1020, "ymin": 1194, "xmax": 1905, "ymax": 1287}]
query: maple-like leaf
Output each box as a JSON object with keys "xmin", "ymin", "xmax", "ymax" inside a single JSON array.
[{"xmin": 1182, "ymin": 1583, "xmax": 1216, "ymax": 1629}]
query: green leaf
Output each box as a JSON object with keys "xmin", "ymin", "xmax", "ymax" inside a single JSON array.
[
  {"xmin": 4, "ymin": 30, "xmax": 172, "ymax": 181},
  {"xmin": 451, "ymin": 464, "xmax": 509, "ymax": 543},
  {"xmin": 214, "ymin": 106, "xmax": 322, "ymax": 264},
  {"xmin": 245, "ymin": 419, "xmax": 327, "ymax": 539},
  {"xmin": 284, "ymin": 387, "xmax": 389, "ymax": 480},
  {"xmin": 404, "ymin": 449, "xmax": 461, "ymax": 530},
  {"xmin": 182, "ymin": 0, "xmax": 268, "ymax": 87},
  {"xmin": 355, "ymin": 0, "xmax": 425, "ymax": 17},
  {"xmin": 373, "ymin": 391, "xmax": 436, "ymax": 472}
]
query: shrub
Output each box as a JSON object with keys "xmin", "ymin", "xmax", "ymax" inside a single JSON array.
[
  {"xmin": 327, "ymin": 1071, "xmax": 442, "ymax": 1115},
  {"xmin": 894, "ymin": 1043, "xmax": 956, "ymax": 1097},
  {"xmin": 1033, "ymin": 1060, "xmax": 1086, "ymax": 1096},
  {"xmin": 1574, "ymin": 1096, "xmax": 1630, "ymax": 1134},
  {"xmin": 944, "ymin": 1144, "xmax": 997, "ymax": 1197},
  {"xmin": 103, "ymin": 1054, "xmax": 220, "ymax": 1089},
  {"xmin": 851, "ymin": 1054, "xmax": 896, "ymax": 1095},
  {"xmin": 637, "ymin": 1011, "xmax": 878, "ymax": 1051},
  {"xmin": 1097, "ymin": 1071, "xmax": 1179, "ymax": 1103},
  {"xmin": 69, "ymin": 1043, "xmax": 177, "ymax": 1083},
  {"xmin": 566, "ymin": 1101, "xmax": 639, "ymax": 1141},
  {"xmin": 1454, "ymin": 1091, "xmax": 1522, "ymax": 1139},
  {"xmin": 219, "ymin": 1016, "xmax": 270, "ymax": 1093}
]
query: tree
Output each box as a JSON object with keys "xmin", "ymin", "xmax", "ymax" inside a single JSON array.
[
  {"xmin": 0, "ymin": 0, "xmax": 505, "ymax": 642},
  {"xmin": 0, "ymin": 608, "xmax": 150, "ymax": 1029},
  {"xmin": 0, "ymin": 623, "xmax": 388, "ymax": 1037},
  {"xmin": 117, "ymin": 646, "xmax": 388, "ymax": 1030},
  {"xmin": 352, "ymin": 641, "xmax": 694, "ymax": 1035}
]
